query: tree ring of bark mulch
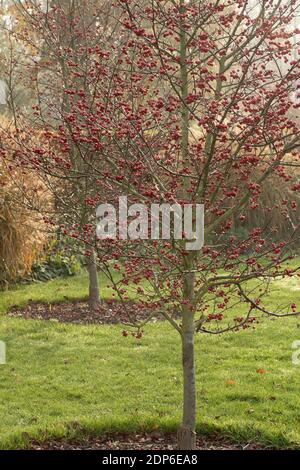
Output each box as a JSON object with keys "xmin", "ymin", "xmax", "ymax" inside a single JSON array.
[
  {"xmin": 27, "ymin": 432, "xmax": 270, "ymax": 450},
  {"xmin": 8, "ymin": 300, "xmax": 161, "ymax": 325}
]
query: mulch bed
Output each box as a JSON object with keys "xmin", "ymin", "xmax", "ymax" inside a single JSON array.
[
  {"xmin": 8, "ymin": 300, "xmax": 159, "ymax": 325},
  {"xmin": 28, "ymin": 432, "xmax": 268, "ymax": 450}
]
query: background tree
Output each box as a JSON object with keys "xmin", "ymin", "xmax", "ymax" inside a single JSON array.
[{"xmin": 3, "ymin": 0, "xmax": 300, "ymax": 449}]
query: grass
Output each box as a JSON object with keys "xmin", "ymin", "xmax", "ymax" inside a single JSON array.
[{"xmin": 1, "ymin": 274, "xmax": 300, "ymax": 449}]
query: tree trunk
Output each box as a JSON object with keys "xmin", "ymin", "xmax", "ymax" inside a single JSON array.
[
  {"xmin": 86, "ymin": 250, "xmax": 100, "ymax": 310},
  {"xmin": 178, "ymin": 311, "xmax": 197, "ymax": 450}
]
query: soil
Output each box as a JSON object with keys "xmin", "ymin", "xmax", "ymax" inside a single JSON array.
[{"xmin": 28, "ymin": 432, "xmax": 268, "ymax": 450}]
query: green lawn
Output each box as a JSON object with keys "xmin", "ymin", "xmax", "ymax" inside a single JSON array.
[
  {"xmin": 1, "ymin": 274, "xmax": 300, "ymax": 449},
  {"xmin": 0, "ymin": 273, "xmax": 112, "ymax": 315}
]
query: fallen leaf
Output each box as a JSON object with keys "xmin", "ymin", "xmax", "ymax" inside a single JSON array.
[{"xmin": 226, "ymin": 379, "xmax": 237, "ymax": 385}]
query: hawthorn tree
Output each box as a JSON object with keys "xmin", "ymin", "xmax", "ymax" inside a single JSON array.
[{"xmin": 4, "ymin": 0, "xmax": 300, "ymax": 450}]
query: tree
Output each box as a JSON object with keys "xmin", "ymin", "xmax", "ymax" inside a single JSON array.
[
  {"xmin": 1, "ymin": 0, "xmax": 120, "ymax": 308},
  {"xmin": 4, "ymin": 0, "xmax": 300, "ymax": 449}
]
